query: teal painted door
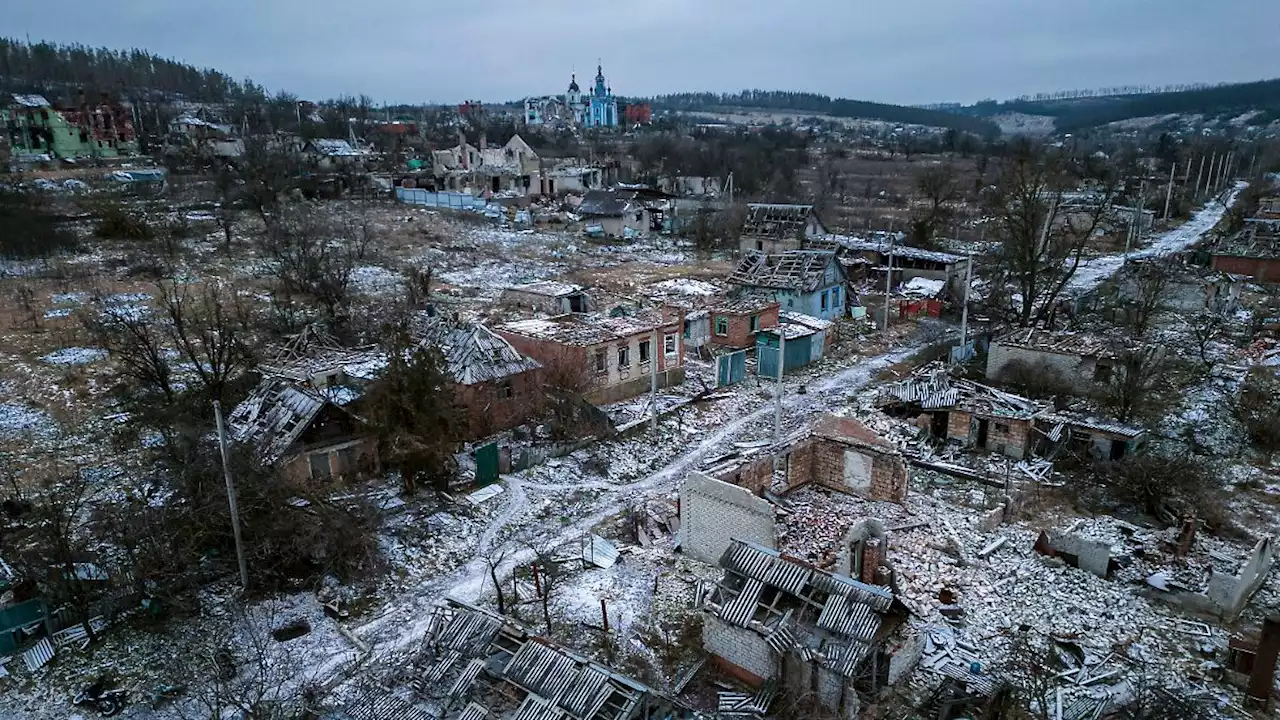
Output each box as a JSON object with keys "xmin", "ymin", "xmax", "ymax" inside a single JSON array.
[{"xmin": 475, "ymin": 442, "xmax": 499, "ymax": 487}]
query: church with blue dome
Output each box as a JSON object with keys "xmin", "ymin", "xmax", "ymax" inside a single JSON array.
[{"xmin": 566, "ymin": 64, "xmax": 619, "ymax": 128}]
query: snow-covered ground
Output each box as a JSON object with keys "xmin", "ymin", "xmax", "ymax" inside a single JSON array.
[{"xmin": 1067, "ymin": 183, "xmax": 1244, "ymax": 293}]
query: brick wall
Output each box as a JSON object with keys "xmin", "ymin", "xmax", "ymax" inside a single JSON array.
[
  {"xmin": 717, "ymin": 455, "xmax": 775, "ymax": 495},
  {"xmin": 947, "ymin": 410, "xmax": 971, "ymax": 442},
  {"xmin": 681, "ymin": 472, "xmax": 776, "ymax": 564},
  {"xmin": 1213, "ymin": 255, "xmax": 1280, "ymax": 283},
  {"xmin": 786, "ymin": 437, "xmax": 907, "ymax": 503},
  {"xmin": 453, "ymin": 369, "xmax": 541, "ymax": 439},
  {"xmin": 710, "ymin": 305, "xmax": 780, "ymax": 350},
  {"xmin": 986, "ymin": 342, "xmax": 1091, "ymax": 393},
  {"xmin": 703, "ymin": 617, "xmax": 775, "ymax": 686}
]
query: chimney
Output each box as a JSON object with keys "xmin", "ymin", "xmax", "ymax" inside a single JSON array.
[
  {"xmin": 457, "ymin": 128, "xmax": 467, "ymax": 169},
  {"xmin": 480, "ymin": 132, "xmax": 487, "ymax": 152},
  {"xmin": 1248, "ymin": 615, "xmax": 1280, "ymax": 710},
  {"xmin": 861, "ymin": 537, "xmax": 886, "ymax": 585},
  {"xmin": 1176, "ymin": 516, "xmax": 1197, "ymax": 557}
]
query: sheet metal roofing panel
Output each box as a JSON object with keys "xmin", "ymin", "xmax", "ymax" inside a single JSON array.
[
  {"xmin": 504, "ymin": 640, "xmax": 579, "ymax": 703},
  {"xmin": 339, "ymin": 689, "xmax": 434, "ymax": 720},
  {"xmin": 821, "ymin": 639, "xmax": 873, "ymax": 678},
  {"xmin": 227, "ymin": 377, "xmax": 326, "ymax": 463},
  {"xmin": 559, "ymin": 665, "xmax": 612, "ymax": 717},
  {"xmin": 763, "ymin": 558, "xmax": 812, "ymax": 596},
  {"xmin": 723, "ymin": 540, "xmax": 777, "ymax": 580},
  {"xmin": 718, "ymin": 578, "xmax": 764, "ymax": 627},
  {"xmin": 816, "ymin": 594, "xmax": 882, "ymax": 643},
  {"xmin": 423, "ymin": 648, "xmax": 463, "ymax": 684},
  {"xmin": 808, "ymin": 572, "xmax": 894, "ymax": 612},
  {"xmin": 457, "ymin": 702, "xmax": 490, "ymax": 720},
  {"xmin": 435, "ymin": 608, "xmax": 503, "ymax": 655},
  {"xmin": 448, "ymin": 658, "xmax": 486, "ymax": 699}
]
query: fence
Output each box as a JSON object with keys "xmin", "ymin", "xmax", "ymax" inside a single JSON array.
[{"xmin": 394, "ymin": 187, "xmax": 487, "ymax": 211}]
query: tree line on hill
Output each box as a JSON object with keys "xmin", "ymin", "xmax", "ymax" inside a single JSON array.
[{"xmin": 646, "ymin": 89, "xmax": 1000, "ymax": 137}]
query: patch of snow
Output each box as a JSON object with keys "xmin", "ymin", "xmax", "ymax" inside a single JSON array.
[
  {"xmin": 40, "ymin": 347, "xmax": 107, "ymax": 365},
  {"xmin": 0, "ymin": 403, "xmax": 56, "ymax": 439},
  {"xmin": 350, "ymin": 265, "xmax": 403, "ymax": 296}
]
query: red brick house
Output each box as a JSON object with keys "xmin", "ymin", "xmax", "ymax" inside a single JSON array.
[
  {"xmin": 708, "ymin": 295, "xmax": 780, "ymax": 349},
  {"xmin": 496, "ymin": 309, "xmax": 684, "ymax": 404},
  {"xmin": 412, "ymin": 316, "xmax": 544, "ymax": 438}
]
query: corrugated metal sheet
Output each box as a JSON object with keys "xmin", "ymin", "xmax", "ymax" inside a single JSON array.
[
  {"xmin": 448, "ymin": 658, "xmax": 486, "ymax": 699},
  {"xmin": 821, "ymin": 640, "xmax": 872, "ymax": 678},
  {"xmin": 457, "ymin": 702, "xmax": 489, "ymax": 720},
  {"xmin": 581, "ymin": 535, "xmax": 619, "ymax": 569},
  {"xmin": 816, "ymin": 594, "xmax": 882, "ymax": 642},
  {"xmin": 227, "ymin": 377, "xmax": 326, "ymax": 463},
  {"xmin": 434, "ymin": 608, "xmax": 503, "ymax": 656},
  {"xmin": 559, "ymin": 665, "xmax": 612, "ymax": 717},
  {"xmin": 339, "ymin": 690, "xmax": 434, "ymax": 720},
  {"xmin": 717, "ymin": 578, "xmax": 764, "ymax": 627},
  {"xmin": 808, "ymin": 572, "xmax": 894, "ymax": 612},
  {"xmin": 504, "ymin": 640, "xmax": 578, "ymax": 704},
  {"xmin": 423, "ymin": 648, "xmax": 462, "ymax": 684},
  {"xmin": 413, "ymin": 315, "xmax": 542, "ymax": 386},
  {"xmin": 22, "ymin": 638, "xmax": 53, "ymax": 672},
  {"xmin": 728, "ymin": 250, "xmax": 838, "ymax": 292}
]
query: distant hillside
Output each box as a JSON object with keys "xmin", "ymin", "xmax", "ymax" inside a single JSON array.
[
  {"xmin": 949, "ymin": 78, "xmax": 1280, "ymax": 132},
  {"xmin": 0, "ymin": 37, "xmax": 254, "ymax": 103},
  {"xmin": 649, "ymin": 90, "xmax": 1001, "ymax": 137}
]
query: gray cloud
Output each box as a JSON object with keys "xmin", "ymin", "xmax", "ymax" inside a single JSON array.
[{"xmin": 6, "ymin": 0, "xmax": 1278, "ymax": 105}]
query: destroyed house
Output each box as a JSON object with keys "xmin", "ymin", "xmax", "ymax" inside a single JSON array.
[
  {"xmin": 739, "ymin": 203, "xmax": 827, "ymax": 254},
  {"xmin": 228, "ymin": 376, "xmax": 378, "ymax": 482},
  {"xmin": 578, "ymin": 187, "xmax": 672, "ymax": 240},
  {"xmin": 412, "ymin": 316, "xmax": 544, "ymax": 438},
  {"xmin": 3, "ymin": 92, "xmax": 138, "ymax": 160},
  {"xmin": 1037, "ymin": 412, "xmax": 1146, "ymax": 461},
  {"xmin": 727, "ymin": 250, "xmax": 846, "ymax": 321},
  {"xmin": 706, "ymin": 295, "xmax": 780, "ymax": 349},
  {"xmin": 391, "ymin": 599, "xmax": 693, "ymax": 719},
  {"xmin": 1209, "ymin": 223, "xmax": 1280, "ymax": 282},
  {"xmin": 814, "ymin": 237, "xmax": 969, "ymax": 301},
  {"xmin": 878, "ymin": 371, "xmax": 1046, "ymax": 459},
  {"xmin": 986, "ymin": 328, "xmax": 1159, "ymax": 394},
  {"xmin": 496, "ymin": 309, "xmax": 684, "ymax": 404},
  {"xmin": 501, "ymin": 281, "xmax": 594, "ymax": 315},
  {"xmin": 702, "ymin": 540, "xmax": 910, "ymax": 717},
  {"xmin": 783, "ymin": 415, "xmax": 909, "ymax": 502},
  {"xmin": 1108, "ymin": 259, "xmax": 1241, "ymax": 315},
  {"xmin": 303, "ymin": 138, "xmax": 370, "ymax": 169}
]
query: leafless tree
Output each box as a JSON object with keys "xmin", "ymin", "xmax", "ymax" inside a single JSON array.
[
  {"xmin": 1118, "ymin": 261, "xmax": 1170, "ymax": 337},
  {"xmin": 9, "ymin": 282, "xmax": 41, "ymax": 330},
  {"xmin": 1096, "ymin": 347, "xmax": 1168, "ymax": 424},
  {"xmin": 1186, "ymin": 310, "xmax": 1227, "ymax": 369},
  {"xmin": 259, "ymin": 204, "xmax": 372, "ymax": 328},
  {"xmin": 403, "ymin": 265, "xmax": 433, "ymax": 311},
  {"xmin": 992, "ymin": 630, "xmax": 1059, "ymax": 720},
  {"xmin": 80, "ymin": 292, "xmax": 178, "ymax": 403},
  {"xmin": 1236, "ymin": 367, "xmax": 1280, "ymax": 463},
  {"xmin": 908, "ymin": 163, "xmax": 960, "ymax": 248},
  {"xmin": 982, "ymin": 144, "xmax": 1119, "ymax": 327},
  {"xmin": 155, "ymin": 279, "xmax": 257, "ymax": 404}
]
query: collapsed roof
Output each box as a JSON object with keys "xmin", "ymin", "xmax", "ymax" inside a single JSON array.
[
  {"xmin": 227, "ymin": 377, "xmax": 337, "ymax": 464},
  {"xmin": 411, "ymin": 315, "xmax": 542, "ymax": 385},
  {"xmin": 497, "ymin": 309, "xmax": 675, "ymax": 347},
  {"xmin": 742, "ymin": 203, "xmax": 819, "ymax": 240},
  {"xmin": 878, "ymin": 369, "xmax": 1046, "ymax": 419},
  {"xmin": 372, "ymin": 599, "xmax": 687, "ymax": 720},
  {"xmin": 727, "ymin": 251, "xmax": 840, "ymax": 293},
  {"xmin": 705, "ymin": 540, "xmax": 901, "ymax": 679}
]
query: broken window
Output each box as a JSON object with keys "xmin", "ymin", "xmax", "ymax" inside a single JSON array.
[
  {"xmin": 714, "ymin": 317, "xmax": 729, "ymax": 336},
  {"xmin": 309, "ymin": 453, "xmax": 332, "ymax": 480},
  {"xmin": 594, "ymin": 349, "xmax": 608, "ymax": 374},
  {"xmin": 664, "ymin": 334, "xmax": 677, "ymax": 355},
  {"xmin": 750, "ymin": 315, "xmax": 760, "ymax": 333},
  {"xmin": 832, "ymin": 286, "xmax": 841, "ymax": 306},
  {"xmin": 639, "ymin": 340, "xmax": 651, "ymax": 364},
  {"xmin": 498, "ymin": 379, "xmax": 514, "ymax": 399},
  {"xmin": 617, "ymin": 345, "xmax": 630, "ymax": 368},
  {"xmin": 337, "ymin": 447, "xmax": 356, "ymax": 474},
  {"xmin": 994, "ymin": 422, "xmax": 1010, "ymax": 433},
  {"xmin": 821, "ymin": 290, "xmax": 829, "ymax": 311}
]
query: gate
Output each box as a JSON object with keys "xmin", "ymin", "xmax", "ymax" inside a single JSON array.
[
  {"xmin": 716, "ymin": 350, "xmax": 747, "ymax": 387},
  {"xmin": 475, "ymin": 442, "xmax": 499, "ymax": 487}
]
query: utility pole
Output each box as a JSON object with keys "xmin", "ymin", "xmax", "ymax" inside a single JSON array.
[
  {"xmin": 213, "ymin": 401, "xmax": 249, "ymax": 591},
  {"xmin": 1206, "ymin": 152, "xmax": 1219, "ymax": 199},
  {"xmin": 1193, "ymin": 155, "xmax": 1206, "ymax": 199},
  {"xmin": 1163, "ymin": 163, "xmax": 1175, "ymax": 222},
  {"xmin": 773, "ymin": 326, "xmax": 785, "ymax": 447},
  {"xmin": 649, "ymin": 329, "xmax": 659, "ymax": 435},
  {"xmin": 1249, "ymin": 151, "xmax": 1259, "ymax": 179},
  {"xmin": 883, "ymin": 241, "xmax": 894, "ymax": 336},
  {"xmin": 959, "ymin": 251, "xmax": 973, "ymax": 350}
]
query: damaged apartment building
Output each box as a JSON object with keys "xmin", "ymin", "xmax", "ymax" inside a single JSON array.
[{"xmin": 3, "ymin": 92, "xmax": 138, "ymax": 162}]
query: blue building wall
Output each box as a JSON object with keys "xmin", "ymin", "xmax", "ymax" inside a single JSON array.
[
  {"xmin": 756, "ymin": 332, "xmax": 816, "ymax": 376},
  {"xmin": 775, "ymin": 284, "xmax": 844, "ymax": 321}
]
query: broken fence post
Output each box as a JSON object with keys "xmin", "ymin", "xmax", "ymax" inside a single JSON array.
[{"xmin": 601, "ymin": 599, "xmax": 609, "ymax": 633}]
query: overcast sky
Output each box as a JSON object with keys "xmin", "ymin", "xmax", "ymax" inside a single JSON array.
[{"xmin": 7, "ymin": 0, "xmax": 1278, "ymax": 106}]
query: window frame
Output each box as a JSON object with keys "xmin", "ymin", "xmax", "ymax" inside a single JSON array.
[
  {"xmin": 617, "ymin": 344, "xmax": 631, "ymax": 368},
  {"xmin": 714, "ymin": 316, "xmax": 729, "ymax": 336}
]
